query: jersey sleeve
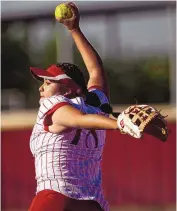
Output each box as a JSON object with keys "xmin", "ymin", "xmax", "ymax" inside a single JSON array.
[{"xmin": 88, "ymin": 86, "xmax": 109, "ymax": 105}]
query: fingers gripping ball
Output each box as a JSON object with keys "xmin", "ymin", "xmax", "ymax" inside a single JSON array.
[{"xmin": 55, "ymin": 4, "xmax": 73, "ymax": 20}]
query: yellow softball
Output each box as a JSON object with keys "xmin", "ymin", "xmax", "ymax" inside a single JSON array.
[{"xmin": 55, "ymin": 3, "xmax": 73, "ymax": 20}]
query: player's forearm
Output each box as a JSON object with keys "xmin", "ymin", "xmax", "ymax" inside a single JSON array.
[
  {"xmin": 70, "ymin": 27, "xmax": 103, "ymax": 75},
  {"xmin": 73, "ymin": 114, "xmax": 118, "ymax": 130}
]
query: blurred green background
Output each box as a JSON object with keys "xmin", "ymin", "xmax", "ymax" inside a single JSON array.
[{"xmin": 1, "ymin": 1, "xmax": 176, "ymax": 110}]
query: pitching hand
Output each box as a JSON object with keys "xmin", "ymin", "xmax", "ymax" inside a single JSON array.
[{"xmin": 56, "ymin": 2, "xmax": 80, "ymax": 31}]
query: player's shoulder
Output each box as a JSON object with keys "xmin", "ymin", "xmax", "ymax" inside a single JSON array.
[
  {"xmin": 40, "ymin": 95, "xmax": 71, "ymax": 112},
  {"xmin": 44, "ymin": 95, "xmax": 69, "ymax": 104}
]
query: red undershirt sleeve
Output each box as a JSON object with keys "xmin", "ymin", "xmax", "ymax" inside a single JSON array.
[{"xmin": 44, "ymin": 102, "xmax": 69, "ymax": 132}]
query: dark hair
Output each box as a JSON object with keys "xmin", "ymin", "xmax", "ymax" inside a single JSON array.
[{"xmin": 56, "ymin": 63, "xmax": 113, "ymax": 114}]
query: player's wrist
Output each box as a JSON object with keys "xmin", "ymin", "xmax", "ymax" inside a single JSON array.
[{"xmin": 68, "ymin": 26, "xmax": 80, "ymax": 33}]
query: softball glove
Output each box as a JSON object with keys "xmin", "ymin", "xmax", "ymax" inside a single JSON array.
[{"xmin": 117, "ymin": 104, "xmax": 168, "ymax": 141}]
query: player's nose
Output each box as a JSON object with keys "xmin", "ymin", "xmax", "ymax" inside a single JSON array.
[{"xmin": 39, "ymin": 85, "xmax": 44, "ymax": 92}]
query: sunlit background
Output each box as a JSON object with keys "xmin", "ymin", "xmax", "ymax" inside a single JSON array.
[{"xmin": 1, "ymin": 1, "xmax": 176, "ymax": 211}]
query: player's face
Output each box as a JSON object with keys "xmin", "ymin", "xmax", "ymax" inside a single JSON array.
[{"xmin": 39, "ymin": 79, "xmax": 70, "ymax": 98}]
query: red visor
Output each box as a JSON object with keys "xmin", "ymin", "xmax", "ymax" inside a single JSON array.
[
  {"xmin": 30, "ymin": 65, "xmax": 72, "ymax": 81},
  {"xmin": 30, "ymin": 64, "xmax": 80, "ymax": 92}
]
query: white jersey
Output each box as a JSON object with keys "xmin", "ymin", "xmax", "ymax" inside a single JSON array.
[{"xmin": 30, "ymin": 87, "xmax": 110, "ymax": 211}]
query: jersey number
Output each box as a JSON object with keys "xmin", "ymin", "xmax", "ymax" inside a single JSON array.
[{"xmin": 71, "ymin": 129, "xmax": 98, "ymax": 148}]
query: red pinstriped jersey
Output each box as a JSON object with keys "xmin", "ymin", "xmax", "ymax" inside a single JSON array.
[{"xmin": 30, "ymin": 88, "xmax": 110, "ymax": 211}]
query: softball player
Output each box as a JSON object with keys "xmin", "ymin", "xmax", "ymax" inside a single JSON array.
[{"xmin": 28, "ymin": 2, "xmax": 118, "ymax": 211}]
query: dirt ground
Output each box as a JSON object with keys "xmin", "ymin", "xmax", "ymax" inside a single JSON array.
[
  {"xmin": 111, "ymin": 205, "xmax": 176, "ymax": 211},
  {"xmin": 3, "ymin": 204, "xmax": 176, "ymax": 211}
]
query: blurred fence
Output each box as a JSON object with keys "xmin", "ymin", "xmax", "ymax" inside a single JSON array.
[
  {"xmin": 2, "ymin": 125, "xmax": 176, "ymax": 211},
  {"xmin": 1, "ymin": 106, "xmax": 176, "ymax": 211}
]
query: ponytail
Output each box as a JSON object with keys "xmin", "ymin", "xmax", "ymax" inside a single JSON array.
[
  {"xmin": 84, "ymin": 91, "xmax": 113, "ymax": 114},
  {"xmin": 56, "ymin": 63, "xmax": 113, "ymax": 114}
]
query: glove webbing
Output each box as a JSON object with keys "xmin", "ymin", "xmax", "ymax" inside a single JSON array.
[{"xmin": 126, "ymin": 105, "xmax": 158, "ymax": 132}]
